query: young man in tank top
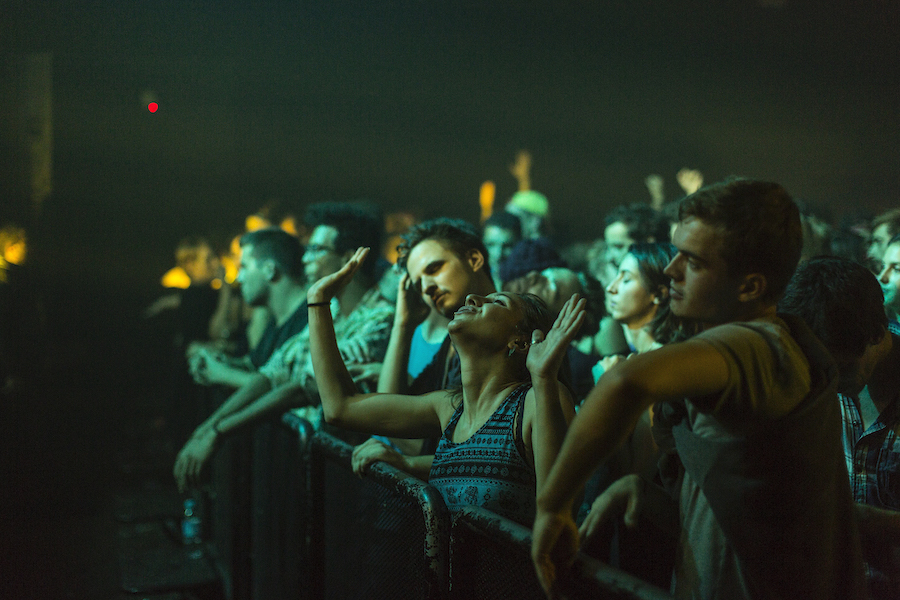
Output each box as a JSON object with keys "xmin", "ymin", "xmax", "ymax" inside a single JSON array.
[{"xmin": 532, "ymin": 179, "xmax": 866, "ymax": 599}]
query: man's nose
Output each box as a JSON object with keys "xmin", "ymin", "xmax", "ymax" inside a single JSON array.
[
  {"xmin": 664, "ymin": 255, "xmax": 682, "ymax": 280},
  {"xmin": 465, "ymin": 294, "xmax": 484, "ymax": 306}
]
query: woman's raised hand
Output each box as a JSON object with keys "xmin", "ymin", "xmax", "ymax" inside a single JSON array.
[
  {"xmin": 307, "ymin": 247, "xmax": 369, "ymax": 304},
  {"xmin": 526, "ymin": 294, "xmax": 587, "ymax": 381}
]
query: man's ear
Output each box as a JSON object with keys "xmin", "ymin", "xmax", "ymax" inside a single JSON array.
[
  {"xmin": 738, "ymin": 273, "xmax": 767, "ymax": 303},
  {"xmin": 467, "ymin": 249, "xmax": 487, "ymax": 273},
  {"xmin": 262, "ymin": 259, "xmax": 278, "ymax": 282}
]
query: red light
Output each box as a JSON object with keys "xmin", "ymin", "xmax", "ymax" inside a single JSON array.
[{"xmin": 148, "ymin": 102, "xmax": 158, "ymax": 113}]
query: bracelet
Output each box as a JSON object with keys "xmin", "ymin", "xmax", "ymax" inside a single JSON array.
[{"xmin": 307, "ymin": 301, "xmax": 331, "ymax": 307}]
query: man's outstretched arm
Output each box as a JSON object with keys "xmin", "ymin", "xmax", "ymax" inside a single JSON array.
[
  {"xmin": 173, "ymin": 376, "xmax": 315, "ymax": 492},
  {"xmin": 531, "ymin": 338, "xmax": 730, "ymax": 596}
]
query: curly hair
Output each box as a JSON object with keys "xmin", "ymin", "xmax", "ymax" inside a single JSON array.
[
  {"xmin": 396, "ymin": 217, "xmax": 491, "ymax": 278},
  {"xmin": 304, "ymin": 202, "xmax": 383, "ymax": 277}
]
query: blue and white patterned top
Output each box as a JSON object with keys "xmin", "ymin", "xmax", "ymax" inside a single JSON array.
[{"xmin": 429, "ymin": 384, "xmax": 536, "ymax": 525}]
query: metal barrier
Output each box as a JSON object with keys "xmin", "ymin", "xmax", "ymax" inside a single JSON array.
[
  {"xmin": 308, "ymin": 429, "xmax": 450, "ymax": 600},
  {"xmin": 205, "ymin": 415, "xmax": 673, "ymax": 600},
  {"xmin": 249, "ymin": 414, "xmax": 316, "ymax": 600},
  {"xmin": 449, "ymin": 506, "xmax": 673, "ymax": 600}
]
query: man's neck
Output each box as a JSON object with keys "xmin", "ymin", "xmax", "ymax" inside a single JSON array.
[
  {"xmin": 268, "ymin": 282, "xmax": 307, "ymax": 326},
  {"xmin": 699, "ymin": 303, "xmax": 778, "ymax": 332}
]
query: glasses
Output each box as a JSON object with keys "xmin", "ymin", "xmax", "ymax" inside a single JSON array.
[{"xmin": 306, "ymin": 244, "xmax": 337, "ymax": 255}]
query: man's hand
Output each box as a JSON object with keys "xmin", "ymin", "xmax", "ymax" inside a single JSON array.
[
  {"xmin": 676, "ymin": 168, "xmax": 703, "ymax": 196},
  {"xmin": 339, "ymin": 338, "xmax": 375, "ymax": 364},
  {"xmin": 188, "ymin": 347, "xmax": 215, "ymax": 384},
  {"xmin": 579, "ymin": 474, "xmax": 644, "ymax": 544},
  {"xmin": 531, "ymin": 507, "xmax": 579, "ymax": 598},
  {"xmin": 173, "ymin": 427, "xmax": 219, "ymax": 493},
  {"xmin": 351, "ymin": 438, "xmax": 403, "ymax": 477},
  {"xmin": 509, "ymin": 149, "xmax": 533, "ymax": 191},
  {"xmin": 644, "ymin": 174, "xmax": 665, "ymax": 210},
  {"xmin": 346, "ymin": 362, "xmax": 384, "ymax": 383}
]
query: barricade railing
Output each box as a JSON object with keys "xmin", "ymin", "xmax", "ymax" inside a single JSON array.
[
  {"xmin": 449, "ymin": 505, "xmax": 673, "ymax": 600},
  {"xmin": 248, "ymin": 413, "xmax": 316, "ymax": 600},
  {"xmin": 307, "ymin": 429, "xmax": 450, "ymax": 600},
  {"xmin": 205, "ymin": 414, "xmax": 674, "ymax": 600}
]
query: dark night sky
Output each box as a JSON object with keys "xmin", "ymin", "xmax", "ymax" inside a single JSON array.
[{"xmin": 2, "ymin": 0, "xmax": 899, "ymax": 348}]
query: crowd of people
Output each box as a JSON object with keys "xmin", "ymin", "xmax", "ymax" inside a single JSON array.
[{"xmin": 149, "ymin": 163, "xmax": 900, "ymax": 599}]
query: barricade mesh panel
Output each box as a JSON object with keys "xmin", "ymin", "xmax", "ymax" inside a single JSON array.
[
  {"xmin": 448, "ymin": 520, "xmax": 545, "ymax": 600},
  {"xmin": 251, "ymin": 421, "xmax": 310, "ymax": 600},
  {"xmin": 210, "ymin": 429, "xmax": 253, "ymax": 600},
  {"xmin": 322, "ymin": 457, "xmax": 429, "ymax": 600},
  {"xmin": 449, "ymin": 517, "xmax": 672, "ymax": 600}
]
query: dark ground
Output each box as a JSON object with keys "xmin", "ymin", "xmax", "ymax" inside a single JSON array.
[{"xmin": 0, "ymin": 295, "xmax": 225, "ymax": 600}]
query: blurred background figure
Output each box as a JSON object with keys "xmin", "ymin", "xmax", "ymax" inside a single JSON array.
[
  {"xmin": 481, "ymin": 211, "xmax": 522, "ymax": 291},
  {"xmin": 879, "ymin": 234, "xmax": 900, "ymax": 335},
  {"xmin": 868, "ymin": 209, "xmax": 900, "ymax": 272},
  {"xmin": 595, "ymin": 203, "xmax": 670, "ymax": 288},
  {"xmin": 502, "ymin": 150, "xmax": 552, "ymax": 241},
  {"xmin": 0, "ymin": 223, "xmax": 43, "ymax": 398},
  {"xmin": 143, "ymin": 236, "xmax": 222, "ymax": 440}
]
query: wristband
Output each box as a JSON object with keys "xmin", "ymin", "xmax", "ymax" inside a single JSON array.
[{"xmin": 307, "ymin": 301, "xmax": 331, "ymax": 307}]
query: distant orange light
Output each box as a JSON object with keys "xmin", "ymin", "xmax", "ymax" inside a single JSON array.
[
  {"xmin": 479, "ymin": 181, "xmax": 496, "ymax": 223},
  {"xmin": 221, "ymin": 255, "xmax": 239, "ymax": 284},
  {"xmin": 245, "ymin": 214, "xmax": 271, "ymax": 232},
  {"xmin": 161, "ymin": 266, "xmax": 191, "ymax": 289},
  {"xmin": 383, "ymin": 234, "xmax": 404, "ymax": 264},
  {"xmin": 280, "ymin": 216, "xmax": 298, "ymax": 236}
]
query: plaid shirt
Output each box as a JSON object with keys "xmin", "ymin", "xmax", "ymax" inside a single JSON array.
[
  {"xmin": 838, "ymin": 390, "xmax": 900, "ymax": 509},
  {"xmin": 260, "ymin": 287, "xmax": 394, "ymax": 397},
  {"xmin": 839, "ymin": 388, "xmax": 900, "ymax": 599}
]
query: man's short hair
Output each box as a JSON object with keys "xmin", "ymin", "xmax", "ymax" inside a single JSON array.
[
  {"xmin": 679, "ymin": 178, "xmax": 802, "ymax": 303},
  {"xmin": 779, "ymin": 256, "xmax": 887, "ymax": 360},
  {"xmin": 873, "ymin": 208, "xmax": 900, "ymax": 239},
  {"xmin": 240, "ymin": 227, "xmax": 305, "ymax": 279},
  {"xmin": 175, "ymin": 236, "xmax": 213, "ymax": 269},
  {"xmin": 483, "ymin": 211, "xmax": 523, "ymax": 240},
  {"xmin": 604, "ymin": 203, "xmax": 670, "ymax": 243},
  {"xmin": 397, "ymin": 217, "xmax": 492, "ymax": 278},
  {"xmin": 304, "ymin": 202, "xmax": 383, "ymax": 277}
]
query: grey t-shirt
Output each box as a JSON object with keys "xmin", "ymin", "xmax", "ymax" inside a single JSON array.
[{"xmin": 672, "ymin": 316, "xmax": 865, "ymax": 600}]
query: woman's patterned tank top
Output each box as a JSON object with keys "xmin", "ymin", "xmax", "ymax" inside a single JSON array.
[{"xmin": 429, "ymin": 383, "xmax": 536, "ymax": 526}]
